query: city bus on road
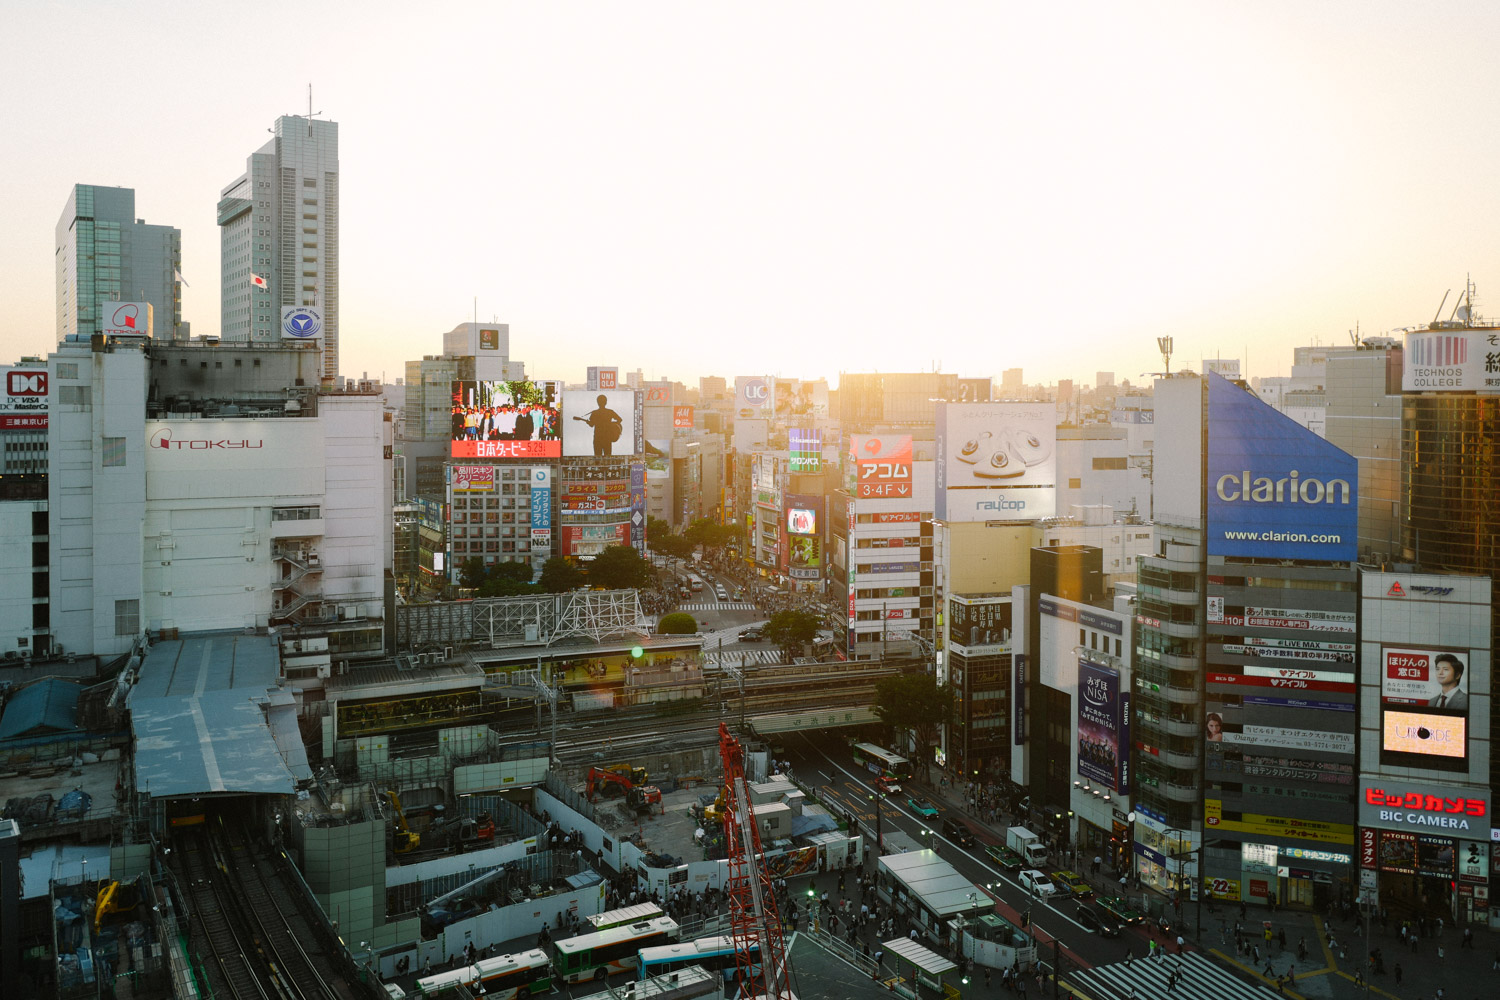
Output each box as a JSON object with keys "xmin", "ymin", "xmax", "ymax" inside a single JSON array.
[
  {"xmin": 413, "ymin": 948, "xmax": 552, "ymax": 998},
  {"xmin": 550, "ymin": 916, "xmax": 679, "ymax": 983},
  {"xmin": 586, "ymin": 902, "xmax": 666, "ymax": 932},
  {"xmin": 637, "ymin": 934, "xmax": 761, "ymax": 981},
  {"xmin": 852, "ymin": 743, "xmax": 913, "ymax": 783}
]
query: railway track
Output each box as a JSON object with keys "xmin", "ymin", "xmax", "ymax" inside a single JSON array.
[
  {"xmin": 177, "ymin": 829, "xmax": 267, "ymax": 999},
  {"xmin": 219, "ymin": 824, "xmax": 343, "ymax": 1000}
]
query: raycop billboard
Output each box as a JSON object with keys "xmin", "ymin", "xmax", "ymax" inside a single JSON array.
[
  {"xmin": 1206, "ymin": 374, "xmax": 1357, "ymax": 560},
  {"xmin": 935, "ymin": 402, "xmax": 1057, "ymax": 521}
]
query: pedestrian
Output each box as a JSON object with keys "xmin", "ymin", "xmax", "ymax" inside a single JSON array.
[
  {"xmin": 1125, "ymin": 948, "xmax": 1133, "ymax": 967},
  {"xmin": 1463, "ymin": 927, "xmax": 1474, "ymax": 949},
  {"xmin": 1395, "ymin": 962, "xmax": 1403, "ymax": 985},
  {"xmin": 1176, "ymin": 934, "xmax": 1185, "ymax": 954},
  {"xmin": 1278, "ymin": 927, "xmax": 1286, "ymax": 951}
]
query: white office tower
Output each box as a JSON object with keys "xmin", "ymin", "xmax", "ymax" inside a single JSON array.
[
  {"xmin": 218, "ymin": 115, "xmax": 340, "ymax": 378},
  {"xmin": 47, "ymin": 336, "xmax": 391, "ymax": 658},
  {"xmin": 56, "ymin": 185, "xmax": 185, "ymax": 341}
]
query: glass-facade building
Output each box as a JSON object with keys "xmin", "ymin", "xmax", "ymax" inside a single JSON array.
[{"xmin": 55, "ymin": 184, "xmax": 184, "ymax": 341}]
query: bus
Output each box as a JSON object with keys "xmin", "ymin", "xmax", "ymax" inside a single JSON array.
[
  {"xmin": 638, "ymin": 934, "xmax": 761, "ymax": 981},
  {"xmin": 414, "ymin": 948, "xmax": 551, "ymax": 998},
  {"xmin": 550, "ymin": 916, "xmax": 679, "ymax": 984},
  {"xmin": 852, "ymin": 743, "xmax": 913, "ymax": 782},
  {"xmin": 585, "ymin": 902, "xmax": 666, "ymax": 932}
]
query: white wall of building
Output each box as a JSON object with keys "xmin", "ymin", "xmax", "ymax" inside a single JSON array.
[
  {"xmin": 0, "ymin": 501, "xmax": 45, "ymax": 654},
  {"xmin": 1150, "ymin": 377, "xmax": 1203, "ymax": 528}
]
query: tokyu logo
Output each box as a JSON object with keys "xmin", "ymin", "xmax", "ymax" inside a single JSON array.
[{"xmin": 1215, "ymin": 470, "xmax": 1351, "ymax": 505}]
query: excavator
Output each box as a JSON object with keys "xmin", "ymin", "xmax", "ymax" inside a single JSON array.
[
  {"xmin": 586, "ymin": 764, "xmax": 662, "ymax": 812},
  {"xmin": 386, "ymin": 790, "xmax": 421, "ymax": 854},
  {"xmin": 94, "ymin": 877, "xmax": 143, "ymax": 933}
]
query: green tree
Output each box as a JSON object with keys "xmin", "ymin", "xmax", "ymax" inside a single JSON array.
[
  {"xmin": 646, "ymin": 516, "xmax": 674, "ymax": 543},
  {"xmin": 763, "ymin": 609, "xmax": 821, "ymax": 658},
  {"xmin": 872, "ymin": 673, "xmax": 954, "ymax": 778},
  {"xmin": 458, "ymin": 557, "xmax": 489, "ymax": 590},
  {"xmin": 587, "ymin": 545, "xmax": 653, "ymax": 590},
  {"xmin": 538, "ymin": 556, "xmax": 586, "ymax": 593},
  {"xmin": 684, "ymin": 518, "xmax": 737, "ymax": 555},
  {"xmin": 491, "ymin": 560, "xmax": 535, "ymax": 583},
  {"xmin": 504, "ymin": 379, "xmax": 546, "ymax": 406},
  {"xmin": 656, "ymin": 612, "xmax": 698, "ymax": 635},
  {"xmin": 477, "ymin": 575, "xmax": 537, "ymax": 598},
  {"xmin": 653, "ymin": 532, "xmax": 695, "ymax": 561}
]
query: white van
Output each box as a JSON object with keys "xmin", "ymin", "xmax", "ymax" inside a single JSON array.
[{"xmin": 716, "ymin": 585, "xmax": 728, "ymax": 600}]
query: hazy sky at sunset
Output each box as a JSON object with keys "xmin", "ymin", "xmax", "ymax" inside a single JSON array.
[{"xmin": 5, "ymin": 2, "xmax": 1499, "ymax": 388}]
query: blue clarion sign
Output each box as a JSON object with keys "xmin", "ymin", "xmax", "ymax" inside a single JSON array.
[{"xmin": 1206, "ymin": 374, "xmax": 1358, "ymax": 560}]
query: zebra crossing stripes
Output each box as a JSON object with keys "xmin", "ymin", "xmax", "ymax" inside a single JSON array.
[
  {"xmin": 704, "ymin": 649, "xmax": 781, "ymax": 665},
  {"xmin": 678, "ymin": 602, "xmax": 758, "ymax": 611},
  {"xmin": 1067, "ymin": 951, "xmax": 1285, "ymax": 1000}
]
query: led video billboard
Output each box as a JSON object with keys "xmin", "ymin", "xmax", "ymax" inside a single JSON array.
[{"xmin": 451, "ymin": 381, "xmax": 561, "ymax": 458}]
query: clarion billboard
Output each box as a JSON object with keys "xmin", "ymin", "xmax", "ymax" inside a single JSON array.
[{"xmin": 1206, "ymin": 374, "xmax": 1357, "ymax": 560}]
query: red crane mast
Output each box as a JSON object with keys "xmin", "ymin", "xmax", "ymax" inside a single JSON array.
[{"xmin": 718, "ymin": 722, "xmax": 792, "ymax": 998}]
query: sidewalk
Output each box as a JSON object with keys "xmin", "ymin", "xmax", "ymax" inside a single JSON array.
[{"xmin": 908, "ymin": 773, "xmax": 1500, "ymax": 1000}]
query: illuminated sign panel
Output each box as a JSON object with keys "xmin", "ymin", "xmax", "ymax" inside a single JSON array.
[
  {"xmin": 1402, "ymin": 329, "xmax": 1500, "ymax": 393},
  {"xmin": 1381, "ymin": 647, "xmax": 1472, "ymax": 712},
  {"xmin": 786, "ymin": 508, "xmax": 816, "ymax": 535},
  {"xmin": 100, "ymin": 300, "xmax": 152, "ymax": 337},
  {"xmin": 562, "ymin": 389, "xmax": 639, "ymax": 458},
  {"xmin": 935, "ymin": 402, "xmax": 1057, "ymax": 520},
  {"xmin": 451, "ymin": 381, "xmax": 561, "ymax": 458},
  {"xmin": 1360, "ymin": 778, "xmax": 1490, "ymax": 833},
  {"xmin": 1206, "ymin": 373, "xmax": 1357, "ymax": 560},
  {"xmin": 849, "ymin": 435, "xmax": 913, "ymax": 498},
  {"xmin": 1382, "ymin": 711, "xmax": 1466, "ymax": 758},
  {"xmin": 451, "ymin": 465, "xmax": 495, "ymax": 492},
  {"xmin": 1077, "ymin": 661, "xmax": 1129, "ymax": 794}
]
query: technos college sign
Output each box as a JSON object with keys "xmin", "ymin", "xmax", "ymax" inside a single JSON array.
[{"xmin": 1206, "ymin": 374, "xmax": 1358, "ymax": 561}]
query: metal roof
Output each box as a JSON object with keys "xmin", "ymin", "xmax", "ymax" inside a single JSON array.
[
  {"xmin": 881, "ymin": 936, "xmax": 957, "ymax": 976},
  {"xmin": 130, "ymin": 635, "xmax": 297, "ymax": 797},
  {"xmin": 878, "ymin": 849, "xmax": 990, "ymax": 918},
  {"xmin": 0, "ymin": 679, "xmax": 82, "ymax": 741}
]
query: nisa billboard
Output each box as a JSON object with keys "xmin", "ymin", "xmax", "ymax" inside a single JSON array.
[{"xmin": 1207, "ymin": 374, "xmax": 1357, "ymax": 560}]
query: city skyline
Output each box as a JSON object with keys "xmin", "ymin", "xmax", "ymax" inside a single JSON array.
[{"xmin": 6, "ymin": 2, "xmax": 1500, "ymax": 387}]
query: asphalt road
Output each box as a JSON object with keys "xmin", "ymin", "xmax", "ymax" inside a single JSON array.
[{"xmin": 781, "ymin": 730, "xmax": 1167, "ymax": 976}]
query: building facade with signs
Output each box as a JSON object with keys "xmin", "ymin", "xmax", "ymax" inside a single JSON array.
[
  {"xmin": 1136, "ymin": 373, "xmax": 1361, "ymax": 908},
  {"xmin": 46, "ymin": 335, "xmax": 393, "ymax": 659},
  {"xmin": 1358, "ymin": 571, "xmax": 1493, "ymax": 925}
]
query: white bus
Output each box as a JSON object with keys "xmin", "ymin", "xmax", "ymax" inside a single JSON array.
[
  {"xmin": 413, "ymin": 948, "xmax": 551, "ymax": 998},
  {"xmin": 550, "ymin": 916, "xmax": 679, "ymax": 984},
  {"xmin": 638, "ymin": 934, "xmax": 761, "ymax": 981},
  {"xmin": 585, "ymin": 902, "xmax": 666, "ymax": 932},
  {"xmin": 851, "ymin": 743, "xmax": 913, "ymax": 782}
]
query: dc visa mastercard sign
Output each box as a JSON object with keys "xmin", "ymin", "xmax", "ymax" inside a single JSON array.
[{"xmin": 1206, "ymin": 374, "xmax": 1357, "ymax": 560}]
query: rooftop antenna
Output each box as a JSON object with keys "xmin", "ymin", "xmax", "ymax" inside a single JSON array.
[
  {"xmin": 1431, "ymin": 289, "xmax": 1451, "ymax": 327},
  {"xmin": 1348, "ymin": 321, "xmax": 1361, "ymax": 347},
  {"xmin": 1157, "ymin": 335, "xmax": 1173, "ymax": 374}
]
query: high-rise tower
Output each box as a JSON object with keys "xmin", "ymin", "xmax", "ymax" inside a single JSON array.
[
  {"xmin": 55, "ymin": 184, "xmax": 185, "ymax": 341},
  {"xmin": 218, "ymin": 114, "xmax": 339, "ymax": 377}
]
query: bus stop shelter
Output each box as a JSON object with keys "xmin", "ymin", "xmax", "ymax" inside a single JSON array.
[{"xmin": 882, "ymin": 937, "xmax": 957, "ymax": 998}]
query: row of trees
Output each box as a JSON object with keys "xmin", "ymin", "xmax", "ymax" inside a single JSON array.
[
  {"xmin": 457, "ymin": 544, "xmax": 654, "ymax": 598},
  {"xmin": 645, "ymin": 516, "xmax": 738, "ymax": 562},
  {"xmin": 872, "ymin": 672, "xmax": 954, "ymax": 781}
]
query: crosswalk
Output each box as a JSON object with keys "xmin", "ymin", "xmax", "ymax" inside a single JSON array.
[
  {"xmin": 679, "ymin": 602, "xmax": 758, "ymax": 611},
  {"xmin": 1067, "ymin": 951, "xmax": 1285, "ymax": 1000},
  {"xmin": 704, "ymin": 649, "xmax": 782, "ymax": 665}
]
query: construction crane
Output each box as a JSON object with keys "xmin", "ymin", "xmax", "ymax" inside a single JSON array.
[
  {"xmin": 385, "ymin": 790, "xmax": 420, "ymax": 854},
  {"xmin": 718, "ymin": 722, "xmax": 792, "ymax": 999}
]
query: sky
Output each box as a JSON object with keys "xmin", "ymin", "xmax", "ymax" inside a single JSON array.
[{"xmin": 5, "ymin": 1, "xmax": 1500, "ymax": 389}]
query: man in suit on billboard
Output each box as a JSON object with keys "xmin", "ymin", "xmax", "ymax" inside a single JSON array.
[{"xmin": 1427, "ymin": 653, "xmax": 1468, "ymax": 711}]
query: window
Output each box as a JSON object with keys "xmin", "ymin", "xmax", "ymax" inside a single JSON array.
[
  {"xmin": 114, "ymin": 599, "xmax": 140, "ymax": 636},
  {"xmin": 1091, "ymin": 457, "xmax": 1128, "ymax": 470},
  {"xmin": 102, "ymin": 436, "xmax": 126, "ymax": 467},
  {"xmin": 1068, "ymin": 478, "xmax": 1081, "ymax": 489},
  {"xmin": 60, "ymin": 385, "xmax": 91, "ymax": 406},
  {"xmin": 56, "ymin": 362, "xmax": 79, "ymax": 379}
]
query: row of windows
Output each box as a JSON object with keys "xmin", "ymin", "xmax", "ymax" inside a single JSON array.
[
  {"xmin": 452, "ymin": 527, "xmax": 527, "ymax": 538},
  {"xmin": 452, "ymin": 510, "xmax": 530, "ymax": 523},
  {"xmin": 450, "ymin": 540, "xmax": 530, "ymax": 554}
]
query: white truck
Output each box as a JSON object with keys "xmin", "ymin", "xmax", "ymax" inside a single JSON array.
[{"xmin": 1006, "ymin": 826, "xmax": 1048, "ymax": 867}]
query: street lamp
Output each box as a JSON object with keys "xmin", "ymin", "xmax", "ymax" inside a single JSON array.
[{"xmin": 868, "ymin": 791, "xmax": 883, "ymax": 855}]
